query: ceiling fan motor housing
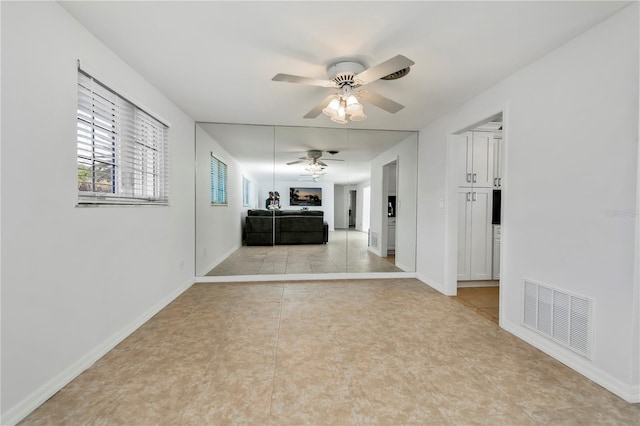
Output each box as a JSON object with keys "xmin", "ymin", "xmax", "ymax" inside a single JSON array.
[
  {"xmin": 327, "ymin": 61, "xmax": 365, "ymax": 87},
  {"xmin": 306, "ymin": 150, "xmax": 323, "ymax": 159}
]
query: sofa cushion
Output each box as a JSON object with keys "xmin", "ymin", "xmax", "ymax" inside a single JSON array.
[
  {"xmin": 277, "ymin": 215, "xmax": 323, "ymax": 232},
  {"xmin": 247, "ymin": 209, "xmax": 274, "ymax": 217},
  {"xmin": 278, "ymin": 210, "xmax": 323, "ymax": 217},
  {"xmin": 245, "ymin": 216, "xmax": 273, "ymax": 233}
]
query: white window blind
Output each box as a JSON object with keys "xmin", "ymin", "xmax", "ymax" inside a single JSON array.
[
  {"xmin": 211, "ymin": 154, "xmax": 227, "ymax": 205},
  {"xmin": 242, "ymin": 176, "xmax": 251, "ymax": 207},
  {"xmin": 77, "ymin": 70, "xmax": 169, "ymax": 204}
]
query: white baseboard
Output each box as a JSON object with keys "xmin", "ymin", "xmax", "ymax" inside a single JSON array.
[
  {"xmin": 198, "ymin": 243, "xmax": 241, "ymax": 276},
  {"xmin": 415, "ymin": 273, "xmax": 449, "ymax": 295},
  {"xmin": 395, "ymin": 262, "xmax": 411, "ymax": 272},
  {"xmin": 502, "ymin": 319, "xmax": 639, "ymax": 403},
  {"xmin": 1, "ymin": 278, "xmax": 194, "ymax": 426},
  {"xmin": 196, "ymin": 272, "xmax": 417, "ymax": 283},
  {"xmin": 457, "ymin": 280, "xmax": 500, "ymax": 288}
]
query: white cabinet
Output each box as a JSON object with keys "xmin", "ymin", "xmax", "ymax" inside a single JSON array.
[
  {"xmin": 492, "ymin": 133, "xmax": 503, "ymax": 188},
  {"xmin": 492, "ymin": 225, "xmax": 501, "ymax": 279},
  {"xmin": 387, "ymin": 218, "xmax": 396, "ymax": 251},
  {"xmin": 457, "ymin": 187, "xmax": 493, "ymax": 281},
  {"xmin": 458, "ymin": 131, "xmax": 494, "ymax": 188}
]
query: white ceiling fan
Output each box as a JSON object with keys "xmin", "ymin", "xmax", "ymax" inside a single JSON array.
[
  {"xmin": 272, "ymin": 55, "xmax": 415, "ymax": 124},
  {"xmin": 286, "ymin": 149, "xmax": 344, "ymax": 168}
]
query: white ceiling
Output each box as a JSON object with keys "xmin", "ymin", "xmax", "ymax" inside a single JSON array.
[
  {"xmin": 199, "ymin": 123, "xmax": 415, "ymax": 183},
  {"xmin": 60, "ymin": 1, "xmax": 629, "ymax": 184}
]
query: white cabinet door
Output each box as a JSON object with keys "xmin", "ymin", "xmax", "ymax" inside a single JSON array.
[
  {"xmin": 457, "ymin": 133, "xmax": 474, "ymax": 187},
  {"xmin": 387, "ymin": 223, "xmax": 396, "ymax": 250},
  {"xmin": 493, "ymin": 136, "xmax": 503, "ymax": 188},
  {"xmin": 458, "ymin": 187, "xmax": 493, "ymax": 281},
  {"xmin": 469, "ymin": 188, "xmax": 493, "ymax": 280},
  {"xmin": 458, "ymin": 132, "xmax": 494, "ymax": 188},
  {"xmin": 492, "ymin": 225, "xmax": 501, "ymax": 279},
  {"xmin": 471, "ymin": 132, "xmax": 494, "ymax": 188},
  {"xmin": 457, "ymin": 189, "xmax": 472, "ymax": 280}
]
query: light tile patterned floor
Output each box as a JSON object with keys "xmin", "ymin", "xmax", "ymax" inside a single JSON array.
[
  {"xmin": 21, "ymin": 279, "xmax": 639, "ymax": 425},
  {"xmin": 206, "ymin": 229, "xmax": 402, "ymax": 276}
]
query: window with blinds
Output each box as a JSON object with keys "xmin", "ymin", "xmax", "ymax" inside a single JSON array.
[
  {"xmin": 242, "ymin": 176, "xmax": 250, "ymax": 207},
  {"xmin": 77, "ymin": 70, "xmax": 169, "ymax": 205},
  {"xmin": 210, "ymin": 154, "xmax": 228, "ymax": 205}
]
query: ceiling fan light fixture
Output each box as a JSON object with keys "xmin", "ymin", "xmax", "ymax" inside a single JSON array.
[
  {"xmin": 305, "ymin": 163, "xmax": 325, "ymax": 173},
  {"xmin": 350, "ymin": 112, "xmax": 367, "ymax": 122},
  {"xmin": 330, "ymin": 100, "xmax": 347, "ymax": 124},
  {"xmin": 347, "ymin": 102, "xmax": 366, "ymax": 121},
  {"xmin": 322, "ymin": 97, "xmax": 340, "ymax": 117},
  {"xmin": 345, "ymin": 94, "xmax": 361, "ymax": 115}
]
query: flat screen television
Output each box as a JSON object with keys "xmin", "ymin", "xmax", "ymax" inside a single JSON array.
[{"xmin": 289, "ymin": 187, "xmax": 322, "ymax": 206}]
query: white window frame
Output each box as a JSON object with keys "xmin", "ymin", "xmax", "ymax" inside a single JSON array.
[{"xmin": 77, "ymin": 69, "xmax": 169, "ymax": 205}]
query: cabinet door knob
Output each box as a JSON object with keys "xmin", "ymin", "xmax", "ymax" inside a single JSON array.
[
  {"xmin": 467, "ymin": 192, "xmax": 471, "ymax": 202},
  {"xmin": 472, "ymin": 192, "xmax": 477, "ymax": 201},
  {"xmin": 498, "ymin": 177, "xmax": 501, "ymax": 186},
  {"xmin": 467, "ymin": 173, "xmax": 472, "ymax": 183},
  {"xmin": 472, "ymin": 173, "xmax": 477, "ymax": 183}
]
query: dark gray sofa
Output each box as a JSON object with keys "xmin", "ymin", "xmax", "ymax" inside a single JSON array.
[{"xmin": 244, "ymin": 210, "xmax": 329, "ymax": 246}]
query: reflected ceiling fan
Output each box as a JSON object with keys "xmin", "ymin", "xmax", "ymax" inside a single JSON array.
[
  {"xmin": 286, "ymin": 150, "xmax": 343, "ymax": 167},
  {"xmin": 287, "ymin": 150, "xmax": 342, "ymax": 178},
  {"xmin": 272, "ymin": 55, "xmax": 414, "ymax": 124}
]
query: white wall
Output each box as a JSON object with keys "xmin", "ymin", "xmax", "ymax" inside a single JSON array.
[
  {"xmin": 195, "ymin": 125, "xmax": 256, "ymax": 275},
  {"xmin": 334, "ymin": 185, "xmax": 348, "ymax": 229},
  {"xmin": 416, "ymin": 3, "xmax": 639, "ymax": 401},
  {"xmin": 1, "ymin": 2, "xmax": 196, "ymax": 423},
  {"xmin": 361, "ymin": 184, "xmax": 371, "ymax": 232},
  {"xmin": 370, "ymin": 134, "xmax": 418, "ymax": 271}
]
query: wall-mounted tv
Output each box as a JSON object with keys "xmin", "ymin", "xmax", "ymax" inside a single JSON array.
[{"xmin": 289, "ymin": 187, "xmax": 322, "ymax": 206}]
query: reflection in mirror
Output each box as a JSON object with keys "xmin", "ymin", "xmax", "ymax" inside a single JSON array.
[{"xmin": 195, "ymin": 123, "xmax": 418, "ymax": 277}]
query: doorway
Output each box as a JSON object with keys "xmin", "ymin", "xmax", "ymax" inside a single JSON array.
[
  {"xmin": 349, "ymin": 190, "xmax": 357, "ymax": 228},
  {"xmin": 451, "ymin": 112, "xmax": 503, "ymax": 323},
  {"xmin": 381, "ymin": 159, "xmax": 398, "ymax": 260}
]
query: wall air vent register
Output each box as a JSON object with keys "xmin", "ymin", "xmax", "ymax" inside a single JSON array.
[{"xmin": 523, "ymin": 279, "xmax": 593, "ymax": 359}]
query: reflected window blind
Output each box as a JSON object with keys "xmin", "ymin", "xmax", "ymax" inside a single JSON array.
[
  {"xmin": 77, "ymin": 70, "xmax": 169, "ymax": 204},
  {"xmin": 242, "ymin": 177, "xmax": 250, "ymax": 207},
  {"xmin": 210, "ymin": 154, "xmax": 227, "ymax": 205}
]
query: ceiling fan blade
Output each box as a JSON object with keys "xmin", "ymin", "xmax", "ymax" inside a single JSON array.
[
  {"xmin": 286, "ymin": 159, "xmax": 308, "ymax": 165},
  {"xmin": 317, "ymin": 160, "xmax": 328, "ymax": 167},
  {"xmin": 355, "ymin": 55, "xmax": 415, "ymax": 86},
  {"xmin": 321, "ymin": 158, "xmax": 344, "ymax": 162},
  {"xmin": 358, "ymin": 90, "xmax": 405, "ymax": 113},
  {"xmin": 303, "ymin": 94, "xmax": 336, "ymax": 119},
  {"xmin": 272, "ymin": 73, "xmax": 336, "ymax": 88}
]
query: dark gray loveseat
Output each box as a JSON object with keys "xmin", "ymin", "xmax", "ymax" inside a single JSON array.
[{"xmin": 244, "ymin": 210, "xmax": 329, "ymax": 246}]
